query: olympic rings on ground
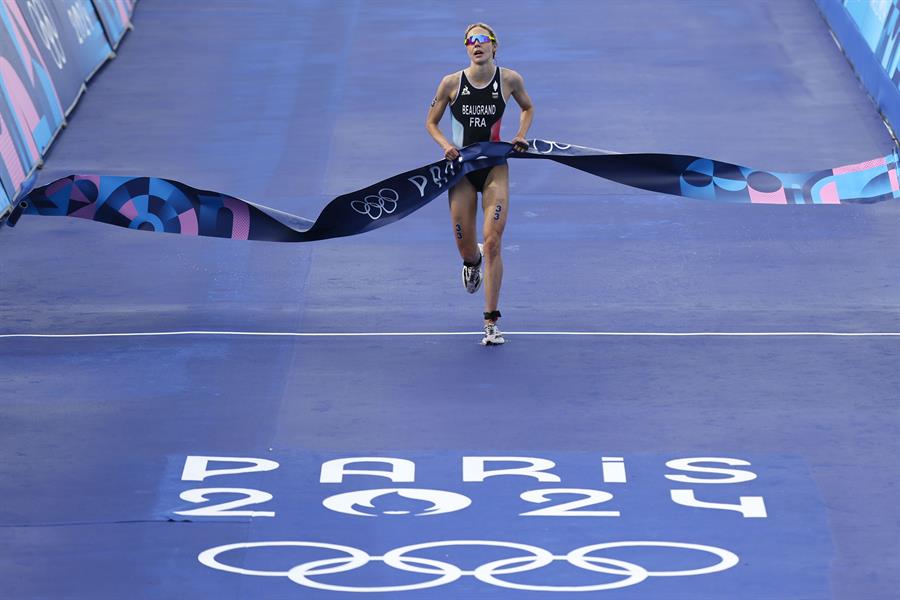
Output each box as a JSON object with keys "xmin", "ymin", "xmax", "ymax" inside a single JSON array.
[
  {"xmin": 198, "ymin": 538, "xmax": 739, "ymax": 592},
  {"xmin": 198, "ymin": 540, "xmax": 368, "ymax": 577}
]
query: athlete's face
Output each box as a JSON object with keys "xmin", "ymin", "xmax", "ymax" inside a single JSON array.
[{"xmin": 465, "ymin": 28, "xmax": 494, "ymax": 64}]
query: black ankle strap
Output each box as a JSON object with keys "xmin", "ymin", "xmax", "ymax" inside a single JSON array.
[{"xmin": 483, "ymin": 310, "xmax": 501, "ymax": 322}]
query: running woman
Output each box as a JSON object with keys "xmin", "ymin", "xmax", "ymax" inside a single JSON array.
[{"xmin": 425, "ymin": 23, "xmax": 534, "ymax": 345}]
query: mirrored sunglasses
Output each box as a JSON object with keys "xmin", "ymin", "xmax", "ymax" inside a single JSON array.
[{"xmin": 464, "ymin": 34, "xmax": 495, "ymax": 46}]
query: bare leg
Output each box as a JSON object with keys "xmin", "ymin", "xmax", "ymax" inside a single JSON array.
[
  {"xmin": 448, "ymin": 175, "xmax": 479, "ymax": 263},
  {"xmin": 481, "ymin": 164, "xmax": 509, "ymax": 322}
]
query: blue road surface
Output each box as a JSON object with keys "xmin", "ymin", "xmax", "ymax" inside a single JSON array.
[{"xmin": 1, "ymin": 1, "xmax": 899, "ymax": 599}]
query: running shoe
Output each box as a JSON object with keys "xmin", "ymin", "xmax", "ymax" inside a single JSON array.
[
  {"xmin": 481, "ymin": 321, "xmax": 506, "ymax": 346},
  {"xmin": 462, "ymin": 243, "xmax": 484, "ymax": 293}
]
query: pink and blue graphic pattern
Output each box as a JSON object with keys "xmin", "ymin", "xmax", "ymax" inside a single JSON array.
[
  {"xmin": 0, "ymin": 0, "xmax": 65, "ymax": 202},
  {"xmin": 0, "ymin": 0, "xmax": 121, "ymax": 208},
  {"xmin": 91, "ymin": 0, "xmax": 135, "ymax": 49}
]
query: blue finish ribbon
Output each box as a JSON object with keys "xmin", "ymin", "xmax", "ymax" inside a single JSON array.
[{"xmin": 7, "ymin": 140, "xmax": 898, "ymax": 242}]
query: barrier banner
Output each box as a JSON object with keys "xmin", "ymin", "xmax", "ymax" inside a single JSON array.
[
  {"xmin": 14, "ymin": 0, "xmax": 112, "ymax": 112},
  {"xmin": 0, "ymin": 176, "xmax": 9, "ymax": 215},
  {"xmin": 0, "ymin": 0, "xmax": 113, "ymax": 215},
  {"xmin": 817, "ymin": 0, "xmax": 900, "ymax": 132},
  {"xmin": 842, "ymin": 0, "xmax": 900, "ymax": 77},
  {"xmin": 0, "ymin": 86, "xmax": 32, "ymax": 210},
  {"xmin": 10, "ymin": 140, "xmax": 898, "ymax": 241},
  {"xmin": 90, "ymin": 0, "xmax": 134, "ymax": 49},
  {"xmin": 55, "ymin": 0, "xmax": 113, "ymax": 82},
  {"xmin": 0, "ymin": 0, "xmax": 65, "ymax": 207}
]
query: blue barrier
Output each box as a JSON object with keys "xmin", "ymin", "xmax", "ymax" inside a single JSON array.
[
  {"xmin": 0, "ymin": 0, "xmax": 131, "ymax": 219},
  {"xmin": 0, "ymin": 176, "xmax": 8, "ymax": 214},
  {"xmin": 16, "ymin": 0, "xmax": 112, "ymax": 115},
  {"xmin": 816, "ymin": 0, "xmax": 900, "ymax": 136},
  {"xmin": 91, "ymin": 0, "xmax": 135, "ymax": 50},
  {"xmin": 0, "ymin": 0, "xmax": 64, "ymax": 214}
]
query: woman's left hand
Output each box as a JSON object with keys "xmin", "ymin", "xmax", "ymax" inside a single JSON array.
[{"xmin": 511, "ymin": 136, "xmax": 529, "ymax": 152}]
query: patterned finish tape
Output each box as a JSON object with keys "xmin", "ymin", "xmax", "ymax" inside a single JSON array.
[{"xmin": 8, "ymin": 140, "xmax": 898, "ymax": 242}]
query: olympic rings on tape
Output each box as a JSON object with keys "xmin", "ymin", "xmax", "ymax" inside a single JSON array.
[
  {"xmin": 350, "ymin": 188, "xmax": 399, "ymax": 220},
  {"xmin": 198, "ymin": 538, "xmax": 739, "ymax": 592}
]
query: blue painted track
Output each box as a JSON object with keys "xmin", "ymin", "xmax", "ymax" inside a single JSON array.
[{"xmin": 1, "ymin": 1, "xmax": 899, "ymax": 598}]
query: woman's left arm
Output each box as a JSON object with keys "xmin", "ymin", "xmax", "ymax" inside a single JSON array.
[{"xmin": 508, "ymin": 70, "xmax": 534, "ymax": 152}]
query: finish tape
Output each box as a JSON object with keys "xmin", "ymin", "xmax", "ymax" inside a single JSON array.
[{"xmin": 7, "ymin": 140, "xmax": 897, "ymax": 241}]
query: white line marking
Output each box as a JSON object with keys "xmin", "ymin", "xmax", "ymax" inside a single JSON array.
[{"xmin": 0, "ymin": 330, "xmax": 899, "ymax": 339}]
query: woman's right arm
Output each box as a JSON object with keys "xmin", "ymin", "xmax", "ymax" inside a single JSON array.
[{"xmin": 425, "ymin": 75, "xmax": 459, "ymax": 161}]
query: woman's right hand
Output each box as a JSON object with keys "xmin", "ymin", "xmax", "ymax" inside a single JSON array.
[{"xmin": 443, "ymin": 145, "xmax": 460, "ymax": 161}]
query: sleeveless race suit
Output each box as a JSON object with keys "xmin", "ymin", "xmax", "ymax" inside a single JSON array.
[{"xmin": 449, "ymin": 66, "xmax": 506, "ymax": 191}]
